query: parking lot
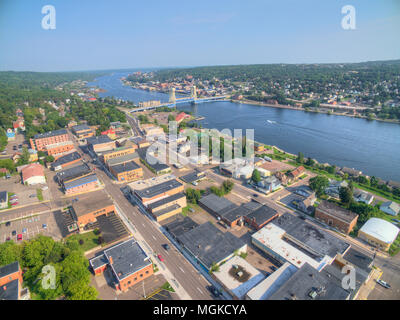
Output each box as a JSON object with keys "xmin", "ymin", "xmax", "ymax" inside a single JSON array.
[
  {"xmin": 0, "ymin": 174, "xmax": 51, "ymax": 209},
  {"xmin": 0, "ymin": 210, "xmax": 63, "ymax": 243}
]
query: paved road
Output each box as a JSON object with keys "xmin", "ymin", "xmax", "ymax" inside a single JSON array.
[{"xmin": 87, "ymin": 151, "xmax": 213, "ymax": 300}]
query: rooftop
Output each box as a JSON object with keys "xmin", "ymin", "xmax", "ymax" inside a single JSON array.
[
  {"xmin": 213, "ymin": 256, "xmax": 265, "ymax": 299},
  {"xmin": 0, "ymin": 261, "xmax": 19, "ymax": 279},
  {"xmin": 148, "ymin": 193, "xmax": 186, "ymax": 211},
  {"xmin": 87, "ymin": 135, "xmax": 113, "ymax": 145},
  {"xmin": 245, "ymin": 204, "xmax": 278, "ymax": 226},
  {"xmin": 179, "ymin": 170, "xmax": 206, "ymax": 184},
  {"xmin": 71, "ymin": 124, "xmax": 92, "ymax": 132},
  {"xmin": 317, "ymin": 200, "xmax": 358, "ymax": 223},
  {"xmin": 110, "ymin": 161, "xmax": 140, "ymax": 174},
  {"xmin": 268, "ymin": 263, "xmax": 350, "ymax": 300},
  {"xmin": 134, "ymin": 179, "xmax": 182, "ymax": 200},
  {"xmin": 359, "ymin": 218, "xmax": 400, "ymax": 244},
  {"xmin": 33, "ymin": 129, "xmax": 67, "ymax": 140},
  {"xmin": 63, "ymin": 173, "xmax": 98, "ymax": 190},
  {"xmin": 128, "ymin": 174, "xmax": 176, "ymax": 191},
  {"xmin": 0, "ymin": 279, "xmax": 19, "ymax": 300},
  {"xmin": 198, "ymin": 193, "xmax": 238, "ymax": 217},
  {"xmin": 71, "ymin": 190, "xmax": 114, "ymax": 218},
  {"xmin": 0, "ymin": 191, "xmax": 8, "ymax": 203},
  {"xmin": 104, "ymin": 238, "xmax": 152, "ymax": 281},
  {"xmin": 52, "ymin": 151, "xmax": 81, "ymax": 168},
  {"xmin": 177, "ymin": 221, "xmax": 246, "ymax": 269},
  {"xmin": 56, "ymin": 163, "xmax": 91, "ymax": 183},
  {"xmin": 273, "ymin": 213, "xmax": 350, "ymax": 258},
  {"xmin": 163, "ymin": 216, "xmax": 199, "ymax": 238},
  {"xmin": 22, "ymin": 163, "xmax": 45, "ymax": 181}
]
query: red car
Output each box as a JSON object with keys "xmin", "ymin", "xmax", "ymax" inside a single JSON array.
[
  {"xmin": 157, "ymin": 254, "xmax": 164, "ymax": 262},
  {"xmin": 17, "ymin": 234, "xmax": 23, "ymax": 241},
  {"xmin": 11, "ymin": 202, "xmax": 19, "ymax": 206}
]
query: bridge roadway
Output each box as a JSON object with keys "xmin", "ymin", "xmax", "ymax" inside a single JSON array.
[{"xmin": 130, "ymin": 96, "xmax": 228, "ymax": 113}]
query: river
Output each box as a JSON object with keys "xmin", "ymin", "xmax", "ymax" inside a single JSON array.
[{"xmin": 87, "ymin": 72, "xmax": 400, "ymax": 181}]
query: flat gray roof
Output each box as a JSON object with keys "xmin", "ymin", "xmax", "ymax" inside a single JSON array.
[
  {"xmin": 110, "ymin": 161, "xmax": 140, "ymax": 174},
  {"xmin": 273, "ymin": 213, "xmax": 350, "ymax": 258},
  {"xmin": 106, "ymin": 152, "xmax": 139, "ymax": 167},
  {"xmin": 269, "ymin": 263, "xmax": 350, "ymax": 300},
  {"xmin": 177, "ymin": 221, "xmax": 246, "ymax": 269},
  {"xmin": 104, "ymin": 238, "xmax": 152, "ymax": 281},
  {"xmin": 63, "ymin": 173, "xmax": 98, "ymax": 190},
  {"xmin": 135, "ymin": 179, "xmax": 182, "ymax": 200},
  {"xmin": 148, "ymin": 193, "xmax": 186, "ymax": 211},
  {"xmin": 199, "ymin": 193, "xmax": 238, "ymax": 217}
]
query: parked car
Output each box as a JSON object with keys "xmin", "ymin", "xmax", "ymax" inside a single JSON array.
[
  {"xmin": 11, "ymin": 202, "xmax": 18, "ymax": 206},
  {"xmin": 42, "ymin": 224, "xmax": 47, "ymax": 229},
  {"xmin": 22, "ymin": 228, "xmax": 27, "ymax": 234},
  {"xmin": 12, "ymin": 230, "xmax": 16, "ymax": 236},
  {"xmin": 5, "ymin": 221, "xmax": 11, "ymax": 227},
  {"xmin": 377, "ymin": 279, "xmax": 391, "ymax": 289},
  {"xmin": 6, "ymin": 236, "xmax": 11, "ymax": 241},
  {"xmin": 208, "ymin": 286, "xmax": 221, "ymax": 298},
  {"xmin": 253, "ymin": 194, "xmax": 258, "ymax": 197},
  {"xmin": 192, "ymin": 181, "xmax": 198, "ymax": 186},
  {"xmin": 163, "ymin": 244, "xmax": 170, "ymax": 251},
  {"xmin": 10, "ymin": 194, "xmax": 18, "ymax": 199},
  {"xmin": 157, "ymin": 254, "xmax": 164, "ymax": 262},
  {"xmin": 10, "ymin": 198, "xmax": 18, "ymax": 204},
  {"xmin": 13, "ymin": 146, "xmax": 17, "ymax": 150},
  {"xmin": 17, "ymin": 234, "xmax": 22, "ymax": 241},
  {"xmin": 29, "ymin": 194, "xmax": 36, "ymax": 198}
]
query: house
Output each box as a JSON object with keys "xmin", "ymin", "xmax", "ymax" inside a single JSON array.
[
  {"xmin": 294, "ymin": 192, "xmax": 316, "ymax": 214},
  {"xmin": 340, "ymin": 167, "xmax": 362, "ymax": 177},
  {"xmin": 325, "ymin": 179, "xmax": 348, "ymax": 198},
  {"xmin": 89, "ymin": 238, "xmax": 153, "ymax": 292},
  {"xmin": 254, "ymin": 143, "xmax": 265, "ymax": 152},
  {"xmin": 315, "ymin": 200, "xmax": 358, "ymax": 234},
  {"xmin": 275, "ymin": 172, "xmax": 288, "ymax": 185},
  {"xmin": 28, "ymin": 149, "xmax": 38, "ymax": 162},
  {"xmin": 175, "ymin": 112, "xmax": 191, "ymax": 123},
  {"xmin": 287, "ymin": 166, "xmax": 305, "ymax": 182},
  {"xmin": 21, "ymin": 163, "xmax": 46, "ymax": 185},
  {"xmin": 380, "ymin": 201, "xmax": 400, "ymax": 216},
  {"xmin": 257, "ymin": 176, "xmax": 281, "ymax": 194},
  {"xmin": 0, "ymin": 191, "xmax": 8, "ymax": 209},
  {"xmin": 358, "ymin": 218, "xmax": 400, "ymax": 251},
  {"xmin": 6, "ymin": 128, "xmax": 15, "ymax": 141},
  {"xmin": 353, "ymin": 190, "xmax": 374, "ymax": 205}
]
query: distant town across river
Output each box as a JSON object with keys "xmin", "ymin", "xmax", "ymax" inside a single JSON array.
[{"xmin": 87, "ymin": 72, "xmax": 400, "ymax": 181}]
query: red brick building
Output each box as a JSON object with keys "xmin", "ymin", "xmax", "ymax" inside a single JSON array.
[
  {"xmin": 89, "ymin": 238, "xmax": 153, "ymax": 292},
  {"xmin": 0, "ymin": 261, "xmax": 24, "ymax": 300},
  {"xmin": 45, "ymin": 141, "xmax": 75, "ymax": 156},
  {"xmin": 315, "ymin": 200, "xmax": 359, "ymax": 234},
  {"xmin": 30, "ymin": 129, "xmax": 69, "ymax": 151}
]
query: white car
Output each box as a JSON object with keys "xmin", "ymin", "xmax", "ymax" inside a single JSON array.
[{"xmin": 377, "ymin": 279, "xmax": 391, "ymax": 289}]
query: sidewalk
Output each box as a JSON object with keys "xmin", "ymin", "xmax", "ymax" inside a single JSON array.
[{"xmin": 111, "ymin": 199, "xmax": 192, "ymax": 300}]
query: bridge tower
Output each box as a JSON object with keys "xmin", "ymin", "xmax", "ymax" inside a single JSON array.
[
  {"xmin": 169, "ymin": 87, "xmax": 176, "ymax": 104},
  {"xmin": 190, "ymin": 86, "xmax": 197, "ymax": 100}
]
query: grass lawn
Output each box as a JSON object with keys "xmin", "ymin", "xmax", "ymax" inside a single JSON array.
[
  {"xmin": 161, "ymin": 281, "xmax": 175, "ymax": 293},
  {"xmin": 389, "ymin": 234, "xmax": 400, "ymax": 256},
  {"xmin": 181, "ymin": 204, "xmax": 200, "ymax": 216},
  {"xmin": 36, "ymin": 189, "xmax": 43, "ymax": 201},
  {"xmin": 67, "ymin": 231, "xmax": 100, "ymax": 252}
]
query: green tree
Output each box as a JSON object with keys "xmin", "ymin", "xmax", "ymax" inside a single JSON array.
[
  {"xmin": 297, "ymin": 152, "xmax": 304, "ymax": 164},
  {"xmin": 309, "ymin": 176, "xmax": 329, "ymax": 197},
  {"xmin": 339, "ymin": 187, "xmax": 353, "ymax": 207},
  {"xmin": 251, "ymin": 169, "xmax": 261, "ymax": 183}
]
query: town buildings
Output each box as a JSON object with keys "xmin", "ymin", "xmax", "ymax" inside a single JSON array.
[
  {"xmin": 358, "ymin": 218, "xmax": 400, "ymax": 251},
  {"xmin": 109, "ymin": 161, "xmax": 143, "ymax": 182},
  {"xmin": 30, "ymin": 129, "xmax": 69, "ymax": 151},
  {"xmin": 51, "ymin": 151, "xmax": 82, "ymax": 171},
  {"xmin": 0, "ymin": 261, "xmax": 29, "ymax": 300},
  {"xmin": 45, "ymin": 141, "xmax": 75, "ymax": 157},
  {"xmin": 71, "ymin": 124, "xmax": 95, "ymax": 140},
  {"xmin": 380, "ymin": 201, "xmax": 400, "ymax": 216},
  {"xmin": 315, "ymin": 200, "xmax": 359, "ymax": 234},
  {"xmin": 89, "ymin": 238, "xmax": 153, "ymax": 292},
  {"xmin": 87, "ymin": 135, "xmax": 116, "ymax": 153},
  {"xmin": 63, "ymin": 173, "xmax": 99, "ymax": 195},
  {"xmin": 21, "ymin": 163, "xmax": 46, "ymax": 185}
]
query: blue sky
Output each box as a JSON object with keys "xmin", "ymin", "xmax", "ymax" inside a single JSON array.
[{"xmin": 0, "ymin": 0, "xmax": 399, "ymax": 71}]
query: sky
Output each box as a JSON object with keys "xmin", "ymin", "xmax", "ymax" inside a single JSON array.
[{"xmin": 0, "ymin": 0, "xmax": 399, "ymax": 72}]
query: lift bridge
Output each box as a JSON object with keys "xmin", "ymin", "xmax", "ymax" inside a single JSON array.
[{"xmin": 129, "ymin": 86, "xmax": 227, "ymax": 113}]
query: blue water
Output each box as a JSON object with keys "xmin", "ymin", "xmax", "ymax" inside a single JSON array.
[{"xmin": 87, "ymin": 72, "xmax": 400, "ymax": 181}]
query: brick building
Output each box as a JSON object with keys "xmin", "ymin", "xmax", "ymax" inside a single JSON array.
[
  {"xmin": 0, "ymin": 261, "xmax": 26, "ymax": 300},
  {"xmin": 87, "ymin": 135, "xmax": 116, "ymax": 153},
  {"xmin": 101, "ymin": 143, "xmax": 137, "ymax": 163},
  {"xmin": 109, "ymin": 161, "xmax": 143, "ymax": 182},
  {"xmin": 51, "ymin": 151, "xmax": 82, "ymax": 171},
  {"xmin": 70, "ymin": 192, "xmax": 115, "ymax": 228},
  {"xmin": 45, "ymin": 141, "xmax": 75, "ymax": 157},
  {"xmin": 71, "ymin": 124, "xmax": 95, "ymax": 139},
  {"xmin": 30, "ymin": 129, "xmax": 69, "ymax": 151},
  {"xmin": 89, "ymin": 238, "xmax": 153, "ymax": 292},
  {"xmin": 63, "ymin": 173, "xmax": 99, "ymax": 195},
  {"xmin": 315, "ymin": 200, "xmax": 359, "ymax": 234},
  {"xmin": 147, "ymin": 193, "xmax": 187, "ymax": 222}
]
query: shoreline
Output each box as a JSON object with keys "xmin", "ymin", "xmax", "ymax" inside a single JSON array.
[{"xmin": 230, "ymin": 98, "xmax": 400, "ymax": 125}]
